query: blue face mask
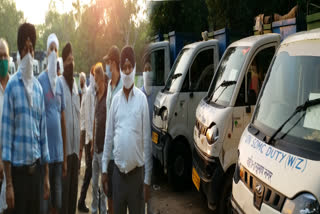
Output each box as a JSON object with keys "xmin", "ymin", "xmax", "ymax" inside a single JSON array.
[{"xmin": 105, "ymin": 64, "xmax": 112, "ymax": 79}]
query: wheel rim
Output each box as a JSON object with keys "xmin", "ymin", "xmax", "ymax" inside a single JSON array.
[{"xmin": 174, "ymin": 155, "xmax": 185, "ymax": 176}]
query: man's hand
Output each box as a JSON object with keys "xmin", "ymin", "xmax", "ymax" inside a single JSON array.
[
  {"xmin": 144, "ymin": 183, "xmax": 150, "ymax": 203},
  {"xmin": 6, "ymin": 182, "xmax": 14, "ymax": 209},
  {"xmin": 101, "ymin": 173, "xmax": 108, "ymax": 196},
  {"xmin": 62, "ymin": 159, "xmax": 67, "ymax": 178},
  {"xmin": 43, "ymin": 174, "xmax": 50, "ymax": 200}
]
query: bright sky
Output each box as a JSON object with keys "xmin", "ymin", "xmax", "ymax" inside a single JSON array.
[{"xmin": 15, "ymin": 0, "xmax": 147, "ymax": 25}]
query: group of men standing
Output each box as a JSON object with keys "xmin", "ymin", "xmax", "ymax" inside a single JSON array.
[{"xmin": 0, "ymin": 22, "xmax": 156, "ymax": 214}]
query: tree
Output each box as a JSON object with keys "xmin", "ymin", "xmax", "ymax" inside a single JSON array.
[
  {"xmin": 149, "ymin": 0, "xmax": 208, "ymax": 35},
  {"xmin": 0, "ymin": 0, "xmax": 24, "ymax": 52}
]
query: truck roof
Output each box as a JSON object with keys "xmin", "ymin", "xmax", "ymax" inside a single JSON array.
[
  {"xmin": 282, "ymin": 28, "xmax": 320, "ymax": 45},
  {"xmin": 183, "ymin": 39, "xmax": 219, "ymax": 50},
  {"xmin": 230, "ymin": 33, "xmax": 280, "ymax": 48}
]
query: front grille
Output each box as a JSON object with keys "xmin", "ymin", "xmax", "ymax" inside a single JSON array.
[
  {"xmin": 196, "ymin": 119, "xmax": 208, "ymax": 136},
  {"xmin": 241, "ymin": 167, "xmax": 286, "ymax": 211}
]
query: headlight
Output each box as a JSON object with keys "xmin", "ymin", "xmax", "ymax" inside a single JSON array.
[
  {"xmin": 282, "ymin": 193, "xmax": 320, "ymax": 214},
  {"xmin": 206, "ymin": 125, "xmax": 219, "ymax": 144},
  {"xmin": 160, "ymin": 109, "xmax": 168, "ymax": 121}
]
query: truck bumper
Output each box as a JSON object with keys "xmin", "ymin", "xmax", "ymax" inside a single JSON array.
[
  {"xmin": 232, "ymin": 180, "xmax": 281, "ymax": 214},
  {"xmin": 152, "ymin": 123, "xmax": 171, "ymax": 170},
  {"xmin": 192, "ymin": 144, "xmax": 224, "ymax": 210}
]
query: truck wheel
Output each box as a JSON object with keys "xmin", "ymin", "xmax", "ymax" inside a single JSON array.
[
  {"xmin": 168, "ymin": 141, "xmax": 191, "ymax": 191},
  {"xmin": 152, "ymin": 157, "xmax": 162, "ymax": 183},
  {"xmin": 217, "ymin": 170, "xmax": 233, "ymax": 214}
]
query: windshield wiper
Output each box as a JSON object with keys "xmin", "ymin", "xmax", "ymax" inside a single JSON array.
[
  {"xmin": 206, "ymin": 80, "xmax": 237, "ymax": 103},
  {"xmin": 267, "ymin": 98, "xmax": 320, "ymax": 145},
  {"xmin": 161, "ymin": 73, "xmax": 183, "ymax": 92}
]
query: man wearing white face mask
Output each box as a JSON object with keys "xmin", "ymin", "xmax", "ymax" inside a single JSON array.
[
  {"xmin": 1, "ymin": 23, "xmax": 50, "ymax": 214},
  {"xmin": 141, "ymin": 56, "xmax": 156, "ymax": 124},
  {"xmin": 102, "ymin": 46, "xmax": 152, "ymax": 214},
  {"xmin": 38, "ymin": 33, "xmax": 67, "ymax": 214}
]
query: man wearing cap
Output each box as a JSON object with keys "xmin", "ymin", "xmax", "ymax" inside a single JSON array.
[
  {"xmin": 1, "ymin": 23, "xmax": 50, "ymax": 214},
  {"xmin": 102, "ymin": 46, "xmax": 152, "ymax": 214},
  {"xmin": 59, "ymin": 42, "xmax": 80, "ymax": 214},
  {"xmin": 101, "ymin": 45, "xmax": 121, "ymax": 214},
  {"xmin": 38, "ymin": 33, "xmax": 67, "ymax": 214}
]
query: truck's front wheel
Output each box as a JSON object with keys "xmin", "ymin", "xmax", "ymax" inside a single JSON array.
[
  {"xmin": 168, "ymin": 141, "xmax": 191, "ymax": 191},
  {"xmin": 217, "ymin": 170, "xmax": 233, "ymax": 214}
]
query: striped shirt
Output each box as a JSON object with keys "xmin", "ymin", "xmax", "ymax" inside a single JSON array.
[{"xmin": 1, "ymin": 70, "xmax": 49, "ymax": 166}]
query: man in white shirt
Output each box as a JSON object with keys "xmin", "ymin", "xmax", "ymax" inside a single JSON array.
[
  {"xmin": 78, "ymin": 71, "xmax": 91, "ymax": 213},
  {"xmin": 86, "ymin": 67, "xmax": 96, "ymax": 158},
  {"xmin": 60, "ymin": 42, "xmax": 81, "ymax": 214},
  {"xmin": 102, "ymin": 46, "xmax": 152, "ymax": 214},
  {"xmin": 0, "ymin": 38, "xmax": 10, "ymax": 214}
]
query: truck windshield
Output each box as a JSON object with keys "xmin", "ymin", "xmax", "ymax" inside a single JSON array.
[
  {"xmin": 164, "ymin": 48, "xmax": 192, "ymax": 93},
  {"xmin": 253, "ymin": 40, "xmax": 320, "ymax": 144},
  {"xmin": 207, "ymin": 46, "xmax": 249, "ymax": 106}
]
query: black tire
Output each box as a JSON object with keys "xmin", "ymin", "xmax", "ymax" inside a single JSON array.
[
  {"xmin": 168, "ymin": 140, "xmax": 192, "ymax": 191},
  {"xmin": 217, "ymin": 170, "xmax": 233, "ymax": 214},
  {"xmin": 152, "ymin": 157, "xmax": 163, "ymax": 184}
]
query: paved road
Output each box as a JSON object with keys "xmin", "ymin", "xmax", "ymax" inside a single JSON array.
[{"xmin": 76, "ymin": 159, "xmax": 213, "ymax": 214}]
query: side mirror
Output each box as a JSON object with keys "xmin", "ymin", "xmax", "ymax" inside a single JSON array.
[{"xmin": 190, "ymin": 92, "xmax": 194, "ymax": 98}]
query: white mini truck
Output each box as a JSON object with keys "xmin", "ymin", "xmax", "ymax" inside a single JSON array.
[
  {"xmin": 152, "ymin": 39, "xmax": 221, "ymax": 190},
  {"xmin": 192, "ymin": 34, "xmax": 281, "ymax": 212},
  {"xmin": 232, "ymin": 29, "xmax": 320, "ymax": 213}
]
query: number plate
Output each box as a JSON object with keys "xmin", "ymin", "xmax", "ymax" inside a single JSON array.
[
  {"xmin": 152, "ymin": 131, "xmax": 158, "ymax": 144},
  {"xmin": 192, "ymin": 167, "xmax": 200, "ymax": 191}
]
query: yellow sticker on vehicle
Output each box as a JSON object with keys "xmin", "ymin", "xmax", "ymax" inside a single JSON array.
[
  {"xmin": 152, "ymin": 131, "xmax": 158, "ymax": 144},
  {"xmin": 192, "ymin": 167, "xmax": 200, "ymax": 191}
]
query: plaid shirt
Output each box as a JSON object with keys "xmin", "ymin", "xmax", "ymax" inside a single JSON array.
[{"xmin": 1, "ymin": 70, "xmax": 49, "ymax": 166}]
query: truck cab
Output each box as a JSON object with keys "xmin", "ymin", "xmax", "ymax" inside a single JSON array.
[
  {"xmin": 232, "ymin": 28, "xmax": 320, "ymax": 214},
  {"xmin": 152, "ymin": 39, "xmax": 221, "ymax": 190},
  {"xmin": 145, "ymin": 41, "xmax": 171, "ymax": 99},
  {"xmin": 192, "ymin": 34, "xmax": 281, "ymax": 212}
]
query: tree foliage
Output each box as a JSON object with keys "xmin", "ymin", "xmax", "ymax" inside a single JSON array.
[
  {"xmin": 0, "ymin": 0, "xmax": 24, "ymax": 52},
  {"xmin": 33, "ymin": 0, "xmax": 148, "ymax": 74},
  {"xmin": 149, "ymin": 0, "xmax": 208, "ymax": 35},
  {"xmin": 150, "ymin": 0, "xmax": 300, "ymax": 37}
]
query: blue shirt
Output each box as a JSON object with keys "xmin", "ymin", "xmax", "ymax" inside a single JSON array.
[
  {"xmin": 38, "ymin": 71, "xmax": 65, "ymax": 163},
  {"xmin": 1, "ymin": 70, "xmax": 49, "ymax": 166}
]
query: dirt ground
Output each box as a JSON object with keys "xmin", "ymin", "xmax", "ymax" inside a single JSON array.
[{"xmin": 77, "ymin": 160, "xmax": 213, "ymax": 214}]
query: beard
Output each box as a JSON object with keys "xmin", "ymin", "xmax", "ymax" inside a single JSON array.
[{"xmin": 63, "ymin": 63, "xmax": 74, "ymax": 92}]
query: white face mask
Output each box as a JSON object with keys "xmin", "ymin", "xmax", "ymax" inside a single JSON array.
[
  {"xmin": 120, "ymin": 66, "xmax": 136, "ymax": 89},
  {"xmin": 20, "ymin": 53, "xmax": 34, "ymax": 106},
  {"xmin": 143, "ymin": 71, "xmax": 154, "ymax": 95},
  {"xmin": 47, "ymin": 51, "xmax": 57, "ymax": 95}
]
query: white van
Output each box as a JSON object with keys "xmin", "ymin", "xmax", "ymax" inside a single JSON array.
[
  {"xmin": 152, "ymin": 39, "xmax": 221, "ymax": 190},
  {"xmin": 232, "ymin": 29, "xmax": 320, "ymax": 213},
  {"xmin": 192, "ymin": 34, "xmax": 280, "ymax": 212}
]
